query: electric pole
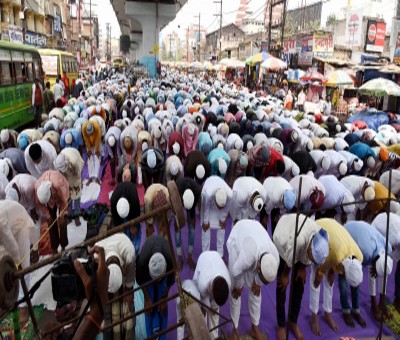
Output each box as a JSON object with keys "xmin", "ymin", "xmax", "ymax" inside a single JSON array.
[
  {"xmin": 213, "ymin": 0, "xmax": 222, "ymax": 60},
  {"xmin": 194, "ymin": 13, "xmax": 201, "ymax": 61},
  {"xmin": 106, "ymin": 23, "xmax": 111, "ymax": 61}
]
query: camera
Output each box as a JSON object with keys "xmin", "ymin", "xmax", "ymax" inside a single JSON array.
[{"xmin": 51, "ymin": 247, "xmax": 97, "ymax": 304}]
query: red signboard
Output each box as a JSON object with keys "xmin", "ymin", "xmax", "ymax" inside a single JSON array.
[
  {"xmin": 283, "ymin": 38, "xmax": 296, "ymax": 53},
  {"xmin": 365, "ymin": 20, "xmax": 386, "ymax": 53}
]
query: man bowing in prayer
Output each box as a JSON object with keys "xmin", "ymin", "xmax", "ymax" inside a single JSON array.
[{"xmin": 228, "ymin": 220, "xmax": 279, "ymax": 340}]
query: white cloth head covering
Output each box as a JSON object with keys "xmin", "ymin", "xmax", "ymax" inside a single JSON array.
[
  {"xmin": 149, "ymin": 252, "xmax": 167, "ymax": 280},
  {"xmin": 366, "ymin": 156, "xmax": 375, "ymax": 168},
  {"xmin": 218, "ymin": 158, "xmax": 227, "ymax": 175},
  {"xmin": 0, "ymin": 129, "xmax": 9, "ymax": 143},
  {"xmin": 54, "ymin": 153, "xmax": 69, "ymax": 173},
  {"xmin": 108, "ymin": 263, "xmax": 123, "ymax": 294},
  {"xmin": 183, "ymin": 189, "xmax": 195, "ymax": 210},
  {"xmin": 338, "ymin": 161, "xmax": 347, "ymax": 176},
  {"xmin": 108, "ymin": 135, "xmax": 116, "ymax": 147},
  {"xmin": 6, "ymin": 187, "xmax": 19, "ymax": 202},
  {"xmin": 172, "ymin": 142, "xmax": 180, "ymax": 155},
  {"xmin": 353, "ymin": 158, "xmax": 363, "ymax": 172},
  {"xmin": 260, "ymin": 253, "xmax": 278, "ymax": 283},
  {"xmin": 321, "ymin": 156, "xmax": 330, "ymax": 171},
  {"xmin": 37, "ymin": 180, "xmax": 52, "ymax": 204},
  {"xmin": 252, "ymin": 193, "xmax": 264, "ymax": 212},
  {"xmin": 117, "ymin": 197, "xmax": 130, "ymax": 219},
  {"xmin": 0, "ymin": 159, "xmax": 10, "ymax": 177},
  {"xmin": 364, "ymin": 186, "xmax": 375, "ymax": 201},
  {"xmin": 376, "ymin": 250, "xmax": 393, "ymax": 277},
  {"xmin": 170, "ymin": 162, "xmax": 179, "ymax": 176},
  {"xmin": 343, "ymin": 257, "xmax": 363, "ymax": 287},
  {"xmin": 147, "ymin": 149, "xmax": 157, "ymax": 168},
  {"xmin": 196, "ymin": 164, "xmax": 205, "ymax": 179},
  {"xmin": 65, "ymin": 132, "xmax": 73, "ymax": 144},
  {"xmin": 215, "ymin": 188, "xmax": 227, "ymax": 207}
]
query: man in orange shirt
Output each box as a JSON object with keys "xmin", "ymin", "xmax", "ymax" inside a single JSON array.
[{"xmin": 61, "ymin": 71, "xmax": 70, "ymax": 98}]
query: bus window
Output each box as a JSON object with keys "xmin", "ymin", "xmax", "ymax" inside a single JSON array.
[
  {"xmin": 26, "ymin": 62, "xmax": 33, "ymax": 81},
  {"xmin": 14, "ymin": 62, "xmax": 23, "ymax": 83},
  {"xmin": 0, "ymin": 62, "xmax": 12, "ymax": 85},
  {"xmin": 33, "ymin": 59, "xmax": 41, "ymax": 80}
]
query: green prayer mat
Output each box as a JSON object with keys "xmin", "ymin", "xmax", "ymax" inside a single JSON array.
[
  {"xmin": 0, "ymin": 305, "xmax": 44, "ymax": 340},
  {"xmin": 384, "ymin": 304, "xmax": 400, "ymax": 337}
]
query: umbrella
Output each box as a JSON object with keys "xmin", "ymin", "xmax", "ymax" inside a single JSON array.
[
  {"xmin": 260, "ymin": 57, "xmax": 287, "ymax": 71},
  {"xmin": 358, "ymin": 78, "xmax": 400, "ymax": 97},
  {"xmin": 191, "ymin": 61, "xmax": 203, "ymax": 69},
  {"xmin": 300, "ymin": 70, "xmax": 326, "ymax": 83},
  {"xmin": 203, "ymin": 61, "xmax": 213, "ymax": 70},
  {"xmin": 213, "ymin": 64, "xmax": 226, "ymax": 72},
  {"xmin": 219, "ymin": 58, "xmax": 245, "ymax": 68},
  {"xmin": 245, "ymin": 52, "xmax": 271, "ymax": 66},
  {"xmin": 325, "ymin": 70, "xmax": 354, "ymax": 87}
]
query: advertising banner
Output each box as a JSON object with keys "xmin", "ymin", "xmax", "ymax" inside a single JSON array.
[
  {"xmin": 344, "ymin": 11, "xmax": 363, "ymax": 47},
  {"xmin": 313, "ymin": 32, "xmax": 334, "ymax": 53},
  {"xmin": 25, "ymin": 31, "xmax": 47, "ymax": 48},
  {"xmin": 301, "ymin": 34, "xmax": 313, "ymax": 52},
  {"xmin": 41, "ymin": 55, "xmax": 58, "ymax": 76},
  {"xmin": 394, "ymin": 33, "xmax": 400, "ymax": 65},
  {"xmin": 283, "ymin": 37, "xmax": 297, "ymax": 53},
  {"xmin": 365, "ymin": 20, "xmax": 386, "ymax": 53},
  {"xmin": 9, "ymin": 25, "xmax": 23, "ymax": 44},
  {"xmin": 298, "ymin": 52, "xmax": 313, "ymax": 66}
]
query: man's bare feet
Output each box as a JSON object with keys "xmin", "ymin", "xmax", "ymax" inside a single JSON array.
[
  {"xmin": 250, "ymin": 324, "xmax": 264, "ymax": 340},
  {"xmin": 311, "ymin": 313, "xmax": 321, "ymax": 336},
  {"xmin": 324, "ymin": 312, "xmax": 338, "ymax": 332},
  {"xmin": 371, "ymin": 296, "xmax": 381, "ymax": 320},
  {"xmin": 351, "ymin": 312, "xmax": 366, "ymax": 328},
  {"xmin": 188, "ymin": 255, "xmax": 196, "ymax": 271},
  {"xmin": 232, "ymin": 327, "xmax": 239, "ymax": 340},
  {"xmin": 277, "ymin": 326, "xmax": 286, "ymax": 340},
  {"xmin": 343, "ymin": 313, "xmax": 354, "ymax": 327},
  {"xmin": 289, "ymin": 321, "xmax": 305, "ymax": 340}
]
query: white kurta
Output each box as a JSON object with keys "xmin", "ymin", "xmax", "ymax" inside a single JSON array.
[
  {"xmin": 339, "ymin": 150, "xmax": 363, "ymax": 172},
  {"xmin": 319, "ymin": 175, "xmax": 355, "ymax": 216},
  {"xmin": 201, "ymin": 176, "xmax": 232, "ymax": 257},
  {"xmin": 228, "ymin": 220, "xmax": 279, "ymax": 328},
  {"xmin": 340, "ymin": 175, "xmax": 374, "ymax": 211},
  {"xmin": 5, "ymin": 174, "xmax": 37, "ymax": 211},
  {"xmin": 324, "ymin": 150, "xmax": 348, "ymax": 177},
  {"xmin": 380, "ymin": 170, "xmax": 400, "ymax": 197},
  {"xmin": 289, "ymin": 175, "xmax": 325, "ymax": 210},
  {"xmin": 372, "ymin": 213, "xmax": 400, "ymax": 261},
  {"xmin": 273, "ymin": 213, "xmax": 320, "ymax": 267},
  {"xmin": 0, "ymin": 201, "xmax": 36, "ymax": 305},
  {"xmin": 95, "ymin": 233, "xmax": 136, "ymax": 288},
  {"xmin": 231, "ymin": 177, "xmax": 266, "ymax": 220},
  {"xmin": 24, "ymin": 140, "xmax": 57, "ymax": 179},
  {"xmin": 310, "ymin": 149, "xmax": 331, "ymax": 178},
  {"xmin": 193, "ymin": 251, "xmax": 231, "ymax": 339},
  {"xmin": 263, "ymin": 176, "xmax": 295, "ymax": 214},
  {"xmin": 281, "ymin": 155, "xmax": 300, "ymax": 181}
]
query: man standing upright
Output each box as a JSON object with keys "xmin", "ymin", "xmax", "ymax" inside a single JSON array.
[{"xmin": 32, "ymin": 78, "xmax": 43, "ymax": 128}]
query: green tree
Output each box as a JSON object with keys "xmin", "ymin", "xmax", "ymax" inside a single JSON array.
[
  {"xmin": 284, "ymin": 13, "xmax": 296, "ymax": 38},
  {"xmin": 326, "ymin": 13, "xmax": 337, "ymax": 26}
]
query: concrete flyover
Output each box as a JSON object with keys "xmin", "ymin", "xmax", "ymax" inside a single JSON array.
[{"xmin": 111, "ymin": 0, "xmax": 188, "ymax": 77}]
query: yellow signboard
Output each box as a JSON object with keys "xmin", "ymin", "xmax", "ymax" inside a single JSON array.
[{"xmin": 153, "ymin": 44, "xmax": 159, "ymax": 54}]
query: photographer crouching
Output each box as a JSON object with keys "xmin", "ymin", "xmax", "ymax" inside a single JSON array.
[{"xmin": 51, "ymin": 233, "xmax": 135, "ymax": 339}]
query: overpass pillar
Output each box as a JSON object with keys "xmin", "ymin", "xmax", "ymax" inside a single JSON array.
[
  {"xmin": 125, "ymin": 2, "xmax": 177, "ymax": 77},
  {"xmin": 130, "ymin": 32, "xmax": 142, "ymax": 63}
]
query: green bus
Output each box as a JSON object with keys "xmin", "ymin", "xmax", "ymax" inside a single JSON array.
[{"xmin": 0, "ymin": 41, "xmax": 43, "ymax": 129}]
